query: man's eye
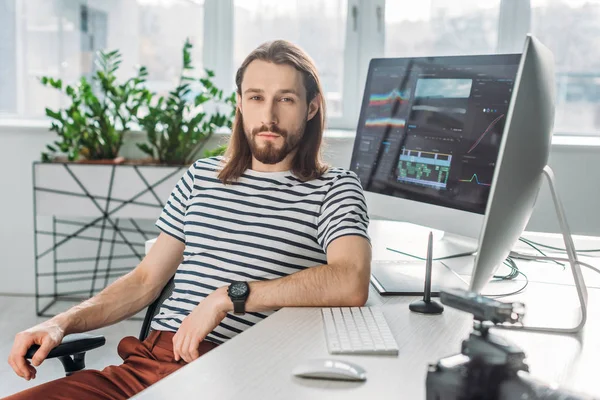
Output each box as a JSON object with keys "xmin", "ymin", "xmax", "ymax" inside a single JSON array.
[
  {"xmin": 250, "ymin": 96, "xmax": 261, "ymax": 101},
  {"xmin": 281, "ymin": 97, "xmax": 293, "ymax": 103}
]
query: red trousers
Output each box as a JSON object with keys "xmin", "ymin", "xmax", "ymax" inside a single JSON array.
[{"xmin": 4, "ymin": 330, "xmax": 218, "ymax": 399}]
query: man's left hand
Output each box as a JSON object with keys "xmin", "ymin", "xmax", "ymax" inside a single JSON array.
[{"xmin": 172, "ymin": 286, "xmax": 231, "ymax": 363}]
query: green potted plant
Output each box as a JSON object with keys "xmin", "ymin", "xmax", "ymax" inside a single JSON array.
[
  {"xmin": 40, "ymin": 50, "xmax": 151, "ymax": 163},
  {"xmin": 34, "ymin": 39, "xmax": 236, "ymax": 226}
]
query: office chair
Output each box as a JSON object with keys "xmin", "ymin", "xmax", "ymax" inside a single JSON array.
[{"xmin": 24, "ymin": 277, "xmax": 175, "ymax": 376}]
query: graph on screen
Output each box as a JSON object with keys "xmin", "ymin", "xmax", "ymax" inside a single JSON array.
[
  {"xmin": 459, "ymin": 173, "xmax": 491, "ymax": 187},
  {"xmin": 467, "ymin": 114, "xmax": 505, "ymax": 154},
  {"xmin": 369, "ymin": 89, "xmax": 410, "ymax": 107},
  {"xmin": 365, "ymin": 118, "xmax": 406, "ymax": 128}
]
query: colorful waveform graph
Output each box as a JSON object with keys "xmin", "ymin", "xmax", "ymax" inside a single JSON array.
[
  {"xmin": 369, "ymin": 89, "xmax": 410, "ymax": 107},
  {"xmin": 459, "ymin": 173, "xmax": 491, "ymax": 187},
  {"xmin": 365, "ymin": 117, "xmax": 406, "ymax": 128},
  {"xmin": 467, "ymin": 114, "xmax": 505, "ymax": 154}
]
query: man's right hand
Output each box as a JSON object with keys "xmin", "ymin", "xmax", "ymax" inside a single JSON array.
[{"xmin": 8, "ymin": 320, "xmax": 66, "ymax": 381}]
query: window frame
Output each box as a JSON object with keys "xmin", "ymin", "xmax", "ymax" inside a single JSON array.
[
  {"xmin": 2, "ymin": 0, "xmax": 598, "ymax": 137},
  {"xmin": 206, "ymin": 0, "xmax": 536, "ymax": 131}
]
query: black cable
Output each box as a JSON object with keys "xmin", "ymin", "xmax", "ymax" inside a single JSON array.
[
  {"xmin": 494, "ymin": 258, "xmax": 519, "ymax": 280},
  {"xmin": 509, "ymin": 253, "xmax": 600, "ymax": 275},
  {"xmin": 483, "ymin": 268, "xmax": 529, "ymax": 298},
  {"xmin": 385, "ymin": 247, "xmax": 524, "ymax": 298},
  {"xmin": 388, "ymin": 239, "xmax": 598, "ymax": 300},
  {"xmin": 518, "ymin": 238, "xmax": 565, "ymax": 269},
  {"xmin": 519, "ymin": 237, "xmax": 600, "ymax": 254}
]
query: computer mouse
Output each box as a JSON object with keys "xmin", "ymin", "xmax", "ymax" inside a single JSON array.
[{"xmin": 292, "ymin": 359, "xmax": 367, "ymax": 381}]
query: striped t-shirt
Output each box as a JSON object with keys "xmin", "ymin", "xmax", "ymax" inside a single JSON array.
[{"xmin": 151, "ymin": 156, "xmax": 370, "ymax": 345}]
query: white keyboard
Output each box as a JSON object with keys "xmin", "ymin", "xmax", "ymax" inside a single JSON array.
[{"xmin": 321, "ymin": 307, "xmax": 399, "ymax": 355}]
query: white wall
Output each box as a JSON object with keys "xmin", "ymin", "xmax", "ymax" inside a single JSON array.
[
  {"xmin": 0, "ymin": 124, "xmax": 54, "ymax": 296},
  {"xmin": 0, "ymin": 124, "xmax": 599, "ymax": 295}
]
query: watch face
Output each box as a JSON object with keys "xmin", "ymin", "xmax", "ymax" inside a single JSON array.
[{"xmin": 229, "ymin": 283, "xmax": 248, "ymax": 298}]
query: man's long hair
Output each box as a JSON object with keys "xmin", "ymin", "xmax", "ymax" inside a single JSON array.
[{"xmin": 218, "ymin": 40, "xmax": 328, "ymax": 184}]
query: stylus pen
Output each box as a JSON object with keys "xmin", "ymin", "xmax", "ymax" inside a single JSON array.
[{"xmin": 424, "ymin": 231, "xmax": 433, "ymax": 302}]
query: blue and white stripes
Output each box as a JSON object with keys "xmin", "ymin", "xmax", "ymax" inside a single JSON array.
[{"xmin": 151, "ymin": 156, "xmax": 370, "ymax": 344}]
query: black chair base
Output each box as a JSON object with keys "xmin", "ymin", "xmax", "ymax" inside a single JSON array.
[{"xmin": 58, "ymin": 353, "xmax": 87, "ymax": 376}]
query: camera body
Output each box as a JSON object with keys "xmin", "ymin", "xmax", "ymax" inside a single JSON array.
[
  {"xmin": 426, "ymin": 330, "xmax": 529, "ymax": 400},
  {"xmin": 426, "ymin": 288, "xmax": 590, "ymax": 400}
]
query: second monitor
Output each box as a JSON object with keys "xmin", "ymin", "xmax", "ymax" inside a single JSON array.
[
  {"xmin": 351, "ymin": 54, "xmax": 521, "ymax": 259},
  {"xmin": 351, "ymin": 53, "xmax": 521, "ymax": 294}
]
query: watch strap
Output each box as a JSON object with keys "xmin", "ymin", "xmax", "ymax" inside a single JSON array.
[{"xmin": 233, "ymin": 298, "xmax": 246, "ymax": 315}]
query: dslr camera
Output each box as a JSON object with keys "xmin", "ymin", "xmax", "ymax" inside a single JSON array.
[{"xmin": 426, "ymin": 288, "xmax": 592, "ymax": 400}]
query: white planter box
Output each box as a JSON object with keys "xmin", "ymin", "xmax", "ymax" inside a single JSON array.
[{"xmin": 34, "ymin": 162, "xmax": 185, "ymax": 219}]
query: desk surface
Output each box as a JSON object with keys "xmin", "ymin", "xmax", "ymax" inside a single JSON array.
[{"xmin": 134, "ymin": 221, "xmax": 600, "ymax": 399}]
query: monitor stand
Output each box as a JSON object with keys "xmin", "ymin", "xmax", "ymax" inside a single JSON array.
[{"xmin": 494, "ymin": 166, "xmax": 588, "ymax": 334}]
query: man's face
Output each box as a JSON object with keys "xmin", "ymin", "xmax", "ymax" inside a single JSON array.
[{"xmin": 238, "ymin": 60, "xmax": 318, "ymax": 165}]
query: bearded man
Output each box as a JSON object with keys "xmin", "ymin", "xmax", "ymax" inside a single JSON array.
[{"xmin": 6, "ymin": 40, "xmax": 371, "ymax": 400}]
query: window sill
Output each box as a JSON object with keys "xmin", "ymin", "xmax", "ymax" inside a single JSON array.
[{"xmin": 550, "ymin": 134, "xmax": 600, "ymax": 148}]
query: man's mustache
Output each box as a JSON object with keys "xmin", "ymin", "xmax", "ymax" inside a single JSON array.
[{"xmin": 252, "ymin": 125, "xmax": 287, "ymax": 137}]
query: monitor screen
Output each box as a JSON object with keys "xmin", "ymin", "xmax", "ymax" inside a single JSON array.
[{"xmin": 350, "ymin": 54, "xmax": 521, "ymax": 215}]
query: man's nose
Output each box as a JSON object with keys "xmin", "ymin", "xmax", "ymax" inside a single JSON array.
[{"xmin": 261, "ymin": 102, "xmax": 278, "ymax": 127}]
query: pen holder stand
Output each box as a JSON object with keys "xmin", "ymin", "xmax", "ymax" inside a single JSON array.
[
  {"xmin": 409, "ymin": 298, "xmax": 444, "ymax": 314},
  {"xmin": 409, "ymin": 231, "xmax": 444, "ymax": 315}
]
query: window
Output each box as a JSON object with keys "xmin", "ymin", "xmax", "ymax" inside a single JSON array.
[
  {"xmin": 2, "ymin": 0, "xmax": 599, "ymax": 136},
  {"xmin": 384, "ymin": 0, "xmax": 501, "ymax": 58},
  {"xmin": 0, "ymin": 0, "xmax": 204, "ymax": 118},
  {"xmin": 0, "ymin": 0, "xmax": 81, "ymax": 117},
  {"xmin": 138, "ymin": 0, "xmax": 204, "ymax": 96},
  {"xmin": 233, "ymin": 0, "xmax": 348, "ymax": 118},
  {"xmin": 531, "ymin": 0, "xmax": 600, "ymax": 135}
]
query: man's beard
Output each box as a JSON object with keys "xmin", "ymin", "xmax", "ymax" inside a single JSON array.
[{"xmin": 246, "ymin": 120, "xmax": 306, "ymax": 165}]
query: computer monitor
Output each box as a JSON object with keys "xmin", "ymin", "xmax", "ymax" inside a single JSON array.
[
  {"xmin": 469, "ymin": 35, "xmax": 555, "ymax": 293},
  {"xmin": 350, "ymin": 47, "xmax": 521, "ymax": 259},
  {"xmin": 470, "ymin": 36, "xmax": 588, "ymax": 333}
]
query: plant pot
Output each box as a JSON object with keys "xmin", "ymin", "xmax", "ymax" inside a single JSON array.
[
  {"xmin": 75, "ymin": 157, "xmax": 127, "ymax": 165},
  {"xmin": 34, "ymin": 161, "xmax": 186, "ymax": 219}
]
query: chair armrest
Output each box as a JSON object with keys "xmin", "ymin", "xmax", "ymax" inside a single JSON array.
[{"xmin": 25, "ymin": 333, "xmax": 106, "ymax": 360}]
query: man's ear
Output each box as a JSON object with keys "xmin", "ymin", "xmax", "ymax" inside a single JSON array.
[
  {"xmin": 236, "ymin": 93, "xmax": 242, "ymax": 114},
  {"xmin": 307, "ymin": 94, "xmax": 320, "ymax": 122}
]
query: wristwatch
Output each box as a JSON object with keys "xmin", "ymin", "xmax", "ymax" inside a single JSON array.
[{"xmin": 228, "ymin": 282, "xmax": 250, "ymax": 315}]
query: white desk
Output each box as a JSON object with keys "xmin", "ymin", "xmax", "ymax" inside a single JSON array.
[{"xmin": 135, "ymin": 220, "xmax": 600, "ymax": 399}]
